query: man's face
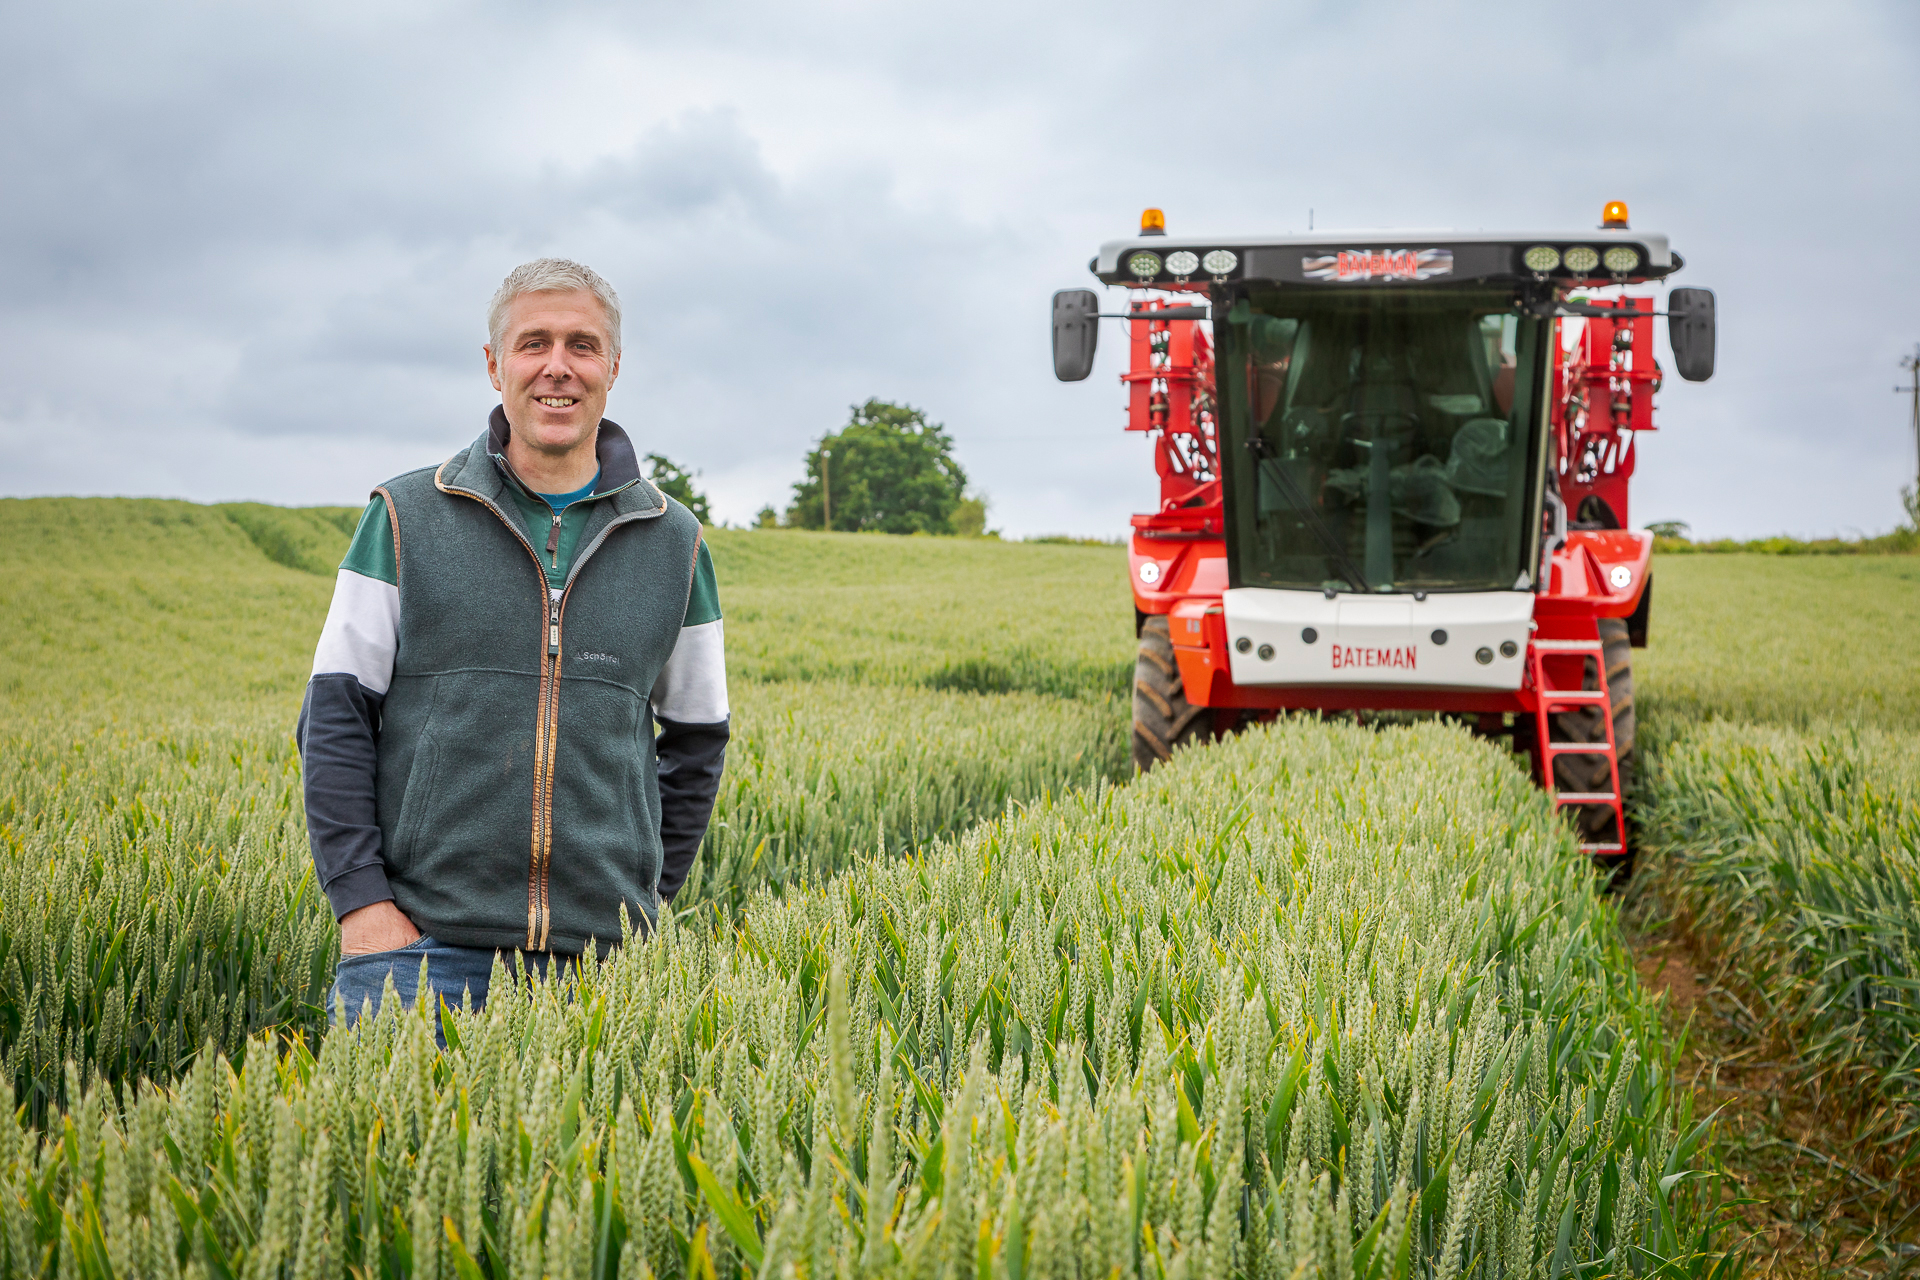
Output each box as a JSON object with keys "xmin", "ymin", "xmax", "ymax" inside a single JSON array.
[{"xmin": 485, "ymin": 289, "xmax": 620, "ymax": 455}]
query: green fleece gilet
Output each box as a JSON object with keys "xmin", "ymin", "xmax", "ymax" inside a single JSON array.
[{"xmin": 372, "ymin": 431, "xmax": 703, "ymax": 953}]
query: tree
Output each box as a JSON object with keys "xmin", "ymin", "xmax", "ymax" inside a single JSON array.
[
  {"xmin": 952, "ymin": 493, "xmax": 992, "ymax": 538},
  {"xmin": 644, "ymin": 453, "xmax": 712, "ymax": 525},
  {"xmin": 754, "ymin": 505, "xmax": 781, "ymax": 530},
  {"xmin": 785, "ymin": 399, "xmax": 967, "ymax": 534}
]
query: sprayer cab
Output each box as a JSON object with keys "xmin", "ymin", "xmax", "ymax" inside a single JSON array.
[
  {"xmin": 1050, "ymin": 205, "xmax": 1716, "ymax": 860},
  {"xmin": 1051, "ymin": 214, "xmax": 1715, "ymax": 598}
]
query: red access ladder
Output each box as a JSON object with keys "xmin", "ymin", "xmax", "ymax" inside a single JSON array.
[{"xmin": 1527, "ymin": 638, "xmax": 1626, "ymax": 857}]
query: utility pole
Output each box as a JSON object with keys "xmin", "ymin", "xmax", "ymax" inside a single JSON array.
[
  {"xmin": 1900, "ymin": 345, "xmax": 1920, "ymax": 497},
  {"xmin": 822, "ymin": 447, "xmax": 832, "ymax": 533}
]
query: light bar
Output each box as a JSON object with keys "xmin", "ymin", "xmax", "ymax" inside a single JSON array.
[
  {"xmin": 1602, "ymin": 246, "xmax": 1640, "ymax": 273},
  {"xmin": 1562, "ymin": 245, "xmax": 1601, "ymax": 274},
  {"xmin": 1523, "ymin": 245, "xmax": 1561, "ymax": 272}
]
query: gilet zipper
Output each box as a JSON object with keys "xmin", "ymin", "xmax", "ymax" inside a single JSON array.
[
  {"xmin": 436, "ymin": 461, "xmax": 658, "ymax": 951},
  {"xmin": 434, "ymin": 476, "xmax": 565, "ymax": 950}
]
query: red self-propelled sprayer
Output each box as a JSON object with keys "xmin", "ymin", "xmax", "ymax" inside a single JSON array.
[{"xmin": 1052, "ymin": 203, "xmax": 1717, "ymax": 857}]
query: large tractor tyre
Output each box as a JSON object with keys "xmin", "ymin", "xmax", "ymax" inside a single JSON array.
[
  {"xmin": 1550, "ymin": 616, "xmax": 1636, "ymax": 844},
  {"xmin": 1132, "ymin": 616, "xmax": 1211, "ymax": 772}
]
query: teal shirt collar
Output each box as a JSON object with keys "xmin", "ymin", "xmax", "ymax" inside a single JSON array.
[{"xmin": 539, "ymin": 471, "xmax": 601, "ymax": 511}]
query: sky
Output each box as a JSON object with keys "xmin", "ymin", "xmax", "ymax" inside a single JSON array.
[{"xmin": 2, "ymin": 0, "xmax": 1917, "ymax": 540}]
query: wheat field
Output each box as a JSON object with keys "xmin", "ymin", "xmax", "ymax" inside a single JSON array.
[{"xmin": 7, "ymin": 495, "xmax": 1915, "ymax": 1276}]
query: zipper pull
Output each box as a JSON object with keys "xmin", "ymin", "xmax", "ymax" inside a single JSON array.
[
  {"xmin": 547, "ymin": 511, "xmax": 562, "ymax": 568},
  {"xmin": 548, "ymin": 596, "xmax": 561, "ymax": 655}
]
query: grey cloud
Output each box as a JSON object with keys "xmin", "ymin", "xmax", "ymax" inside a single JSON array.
[
  {"xmin": 580, "ymin": 109, "xmax": 781, "ymax": 221},
  {"xmin": 204, "ymin": 107, "xmax": 999, "ymax": 444},
  {"xmin": 3, "ymin": 0, "xmax": 1918, "ymax": 539}
]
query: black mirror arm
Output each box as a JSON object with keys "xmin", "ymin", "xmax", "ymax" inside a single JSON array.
[
  {"xmin": 1096, "ymin": 308, "xmax": 1212, "ymax": 321},
  {"xmin": 1526, "ymin": 299, "xmax": 1677, "ymax": 320}
]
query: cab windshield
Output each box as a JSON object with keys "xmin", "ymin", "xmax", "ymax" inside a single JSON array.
[{"xmin": 1221, "ymin": 287, "xmax": 1546, "ymax": 593}]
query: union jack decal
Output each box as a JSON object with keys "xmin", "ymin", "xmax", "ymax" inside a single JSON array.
[{"xmin": 1302, "ymin": 248, "xmax": 1454, "ymax": 282}]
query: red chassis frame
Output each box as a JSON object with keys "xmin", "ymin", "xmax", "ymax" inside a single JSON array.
[{"xmin": 1120, "ymin": 295, "xmax": 1660, "ymax": 853}]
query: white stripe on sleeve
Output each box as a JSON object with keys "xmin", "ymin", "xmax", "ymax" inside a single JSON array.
[
  {"xmin": 311, "ymin": 568, "xmax": 401, "ymax": 695},
  {"xmin": 651, "ymin": 618, "xmax": 729, "ymax": 723}
]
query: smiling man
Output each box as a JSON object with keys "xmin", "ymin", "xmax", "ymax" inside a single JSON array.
[{"xmin": 297, "ymin": 258, "xmax": 728, "ymax": 1022}]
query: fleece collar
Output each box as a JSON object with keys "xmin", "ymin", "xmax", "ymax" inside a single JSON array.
[{"xmin": 485, "ymin": 404, "xmax": 644, "ymax": 495}]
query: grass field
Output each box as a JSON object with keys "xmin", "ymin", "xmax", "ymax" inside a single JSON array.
[
  {"xmin": 5, "ymin": 720, "xmax": 1730, "ymax": 1280},
  {"xmin": 1638, "ymin": 722, "xmax": 1920, "ymax": 1124},
  {"xmin": 1634, "ymin": 555, "xmax": 1920, "ymax": 729},
  {"xmin": 1631, "ymin": 552, "xmax": 1920, "ymax": 1119},
  {"xmin": 0, "ymin": 499, "xmax": 1135, "ymax": 722},
  {"xmin": 0, "ymin": 498, "xmax": 1133, "ymax": 1118},
  {"xmin": 1626, "ymin": 555, "xmax": 1920, "ymax": 1269},
  {"xmin": 3, "ymin": 495, "xmax": 1916, "ymax": 1276},
  {"xmin": 1, "ymin": 499, "xmax": 345, "ymax": 720},
  {"xmin": 713, "ymin": 529, "xmax": 1135, "ymax": 698}
]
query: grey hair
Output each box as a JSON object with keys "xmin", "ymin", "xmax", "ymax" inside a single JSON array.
[{"xmin": 487, "ymin": 258, "xmax": 623, "ymax": 362}]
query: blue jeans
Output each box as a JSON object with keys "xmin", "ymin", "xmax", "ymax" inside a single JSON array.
[{"xmin": 329, "ymin": 936, "xmax": 561, "ymax": 1027}]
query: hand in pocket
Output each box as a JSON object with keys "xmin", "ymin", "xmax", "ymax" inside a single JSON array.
[{"xmin": 339, "ymin": 901, "xmax": 423, "ymax": 956}]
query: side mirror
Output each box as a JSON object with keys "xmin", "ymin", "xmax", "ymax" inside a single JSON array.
[
  {"xmin": 1668, "ymin": 287, "xmax": 1715, "ymax": 382},
  {"xmin": 1052, "ymin": 289, "xmax": 1099, "ymax": 381}
]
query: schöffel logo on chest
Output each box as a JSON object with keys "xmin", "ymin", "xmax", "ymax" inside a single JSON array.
[{"xmin": 576, "ymin": 651, "xmax": 620, "ymax": 665}]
